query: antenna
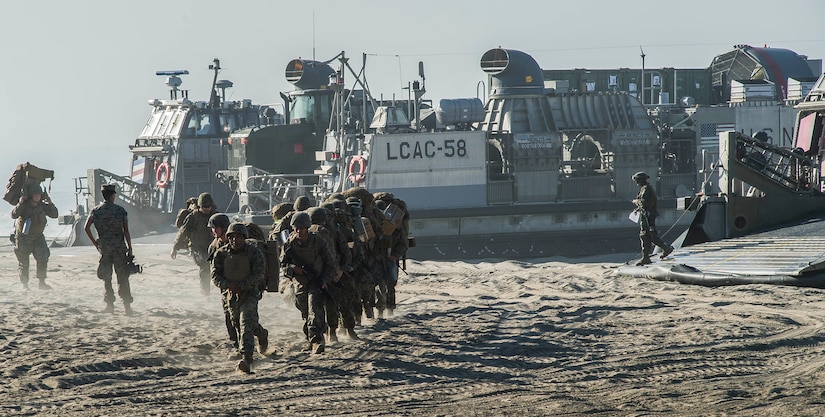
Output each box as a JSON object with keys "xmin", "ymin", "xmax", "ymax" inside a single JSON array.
[
  {"xmin": 640, "ymin": 46, "xmax": 646, "ymax": 105},
  {"xmin": 312, "ymin": 11, "xmax": 316, "ymax": 62},
  {"xmin": 208, "ymin": 58, "xmax": 221, "ymax": 108}
]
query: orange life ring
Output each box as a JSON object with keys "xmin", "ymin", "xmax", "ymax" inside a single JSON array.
[
  {"xmin": 348, "ymin": 156, "xmax": 366, "ymax": 183},
  {"xmin": 156, "ymin": 162, "xmax": 171, "ymax": 188}
]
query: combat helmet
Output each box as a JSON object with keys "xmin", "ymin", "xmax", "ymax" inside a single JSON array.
[
  {"xmin": 632, "ymin": 172, "xmax": 650, "ymax": 183},
  {"xmin": 226, "ymin": 222, "xmax": 249, "ymax": 238},
  {"xmin": 291, "ymin": 212, "xmax": 312, "ymax": 229},
  {"xmin": 208, "ymin": 213, "xmax": 231, "ymax": 229},
  {"xmin": 198, "ymin": 192, "xmax": 215, "ymax": 209},
  {"xmin": 294, "ymin": 196, "xmax": 311, "ymax": 211},
  {"xmin": 27, "ymin": 184, "xmax": 43, "ymax": 197},
  {"xmin": 307, "ymin": 207, "xmax": 327, "ymax": 225}
]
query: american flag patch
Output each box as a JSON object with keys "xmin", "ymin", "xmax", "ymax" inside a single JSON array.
[{"xmin": 700, "ymin": 123, "xmax": 735, "ymax": 150}]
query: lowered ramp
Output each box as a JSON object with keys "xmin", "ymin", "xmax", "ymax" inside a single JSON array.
[{"xmin": 617, "ymin": 217, "xmax": 825, "ymax": 288}]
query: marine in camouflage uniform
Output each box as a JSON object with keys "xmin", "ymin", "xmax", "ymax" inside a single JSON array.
[
  {"xmin": 211, "ymin": 222, "xmax": 266, "ymax": 373},
  {"xmin": 172, "ymin": 192, "xmax": 216, "ymax": 295},
  {"xmin": 632, "ymin": 172, "xmax": 673, "ymax": 266},
  {"xmin": 326, "ymin": 198, "xmax": 362, "ymax": 337},
  {"xmin": 343, "ymin": 194, "xmax": 377, "ymax": 322},
  {"xmin": 281, "ymin": 212, "xmax": 335, "ymax": 354},
  {"xmin": 309, "ymin": 206, "xmax": 357, "ymax": 342},
  {"xmin": 207, "ymin": 214, "xmax": 268, "ymax": 357},
  {"xmin": 84, "ymin": 184, "xmax": 133, "ymax": 314},
  {"xmin": 374, "ymin": 192, "xmax": 409, "ymax": 318},
  {"xmin": 11, "ymin": 184, "xmax": 58, "ymax": 290}
]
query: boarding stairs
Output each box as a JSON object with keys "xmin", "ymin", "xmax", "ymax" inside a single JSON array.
[
  {"xmin": 219, "ymin": 166, "xmax": 315, "ymax": 214},
  {"xmin": 734, "ymin": 134, "xmax": 818, "ymax": 194}
]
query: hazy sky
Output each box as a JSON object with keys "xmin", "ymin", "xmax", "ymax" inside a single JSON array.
[{"xmin": 1, "ymin": 0, "xmax": 823, "ymax": 214}]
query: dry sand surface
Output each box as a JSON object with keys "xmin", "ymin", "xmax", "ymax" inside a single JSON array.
[{"xmin": 3, "ymin": 234, "xmax": 825, "ymax": 416}]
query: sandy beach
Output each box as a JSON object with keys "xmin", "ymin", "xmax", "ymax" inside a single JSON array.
[{"xmin": 2, "ymin": 234, "xmax": 825, "ymax": 416}]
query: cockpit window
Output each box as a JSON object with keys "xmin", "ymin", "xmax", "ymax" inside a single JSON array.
[
  {"xmin": 184, "ymin": 112, "xmax": 219, "ymax": 137},
  {"xmin": 290, "ymin": 94, "xmax": 332, "ymax": 128}
]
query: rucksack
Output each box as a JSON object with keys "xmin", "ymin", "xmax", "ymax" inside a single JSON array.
[
  {"xmin": 3, "ymin": 162, "xmax": 54, "ymax": 206},
  {"xmin": 244, "ymin": 221, "xmax": 279, "ymax": 292}
]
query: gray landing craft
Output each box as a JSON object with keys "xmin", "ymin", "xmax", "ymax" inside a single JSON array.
[
  {"xmin": 64, "ymin": 46, "xmax": 822, "ymax": 261},
  {"xmin": 312, "ymin": 46, "xmax": 820, "ymax": 259},
  {"xmin": 618, "ymin": 73, "xmax": 825, "ymax": 287}
]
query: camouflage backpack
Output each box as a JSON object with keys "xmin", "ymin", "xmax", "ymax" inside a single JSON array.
[{"xmin": 243, "ymin": 221, "xmax": 279, "ymax": 292}]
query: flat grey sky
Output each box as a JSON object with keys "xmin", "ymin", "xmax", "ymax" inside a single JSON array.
[{"xmin": 1, "ymin": 0, "xmax": 822, "ymax": 214}]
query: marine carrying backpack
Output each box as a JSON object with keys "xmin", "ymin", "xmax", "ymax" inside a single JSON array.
[{"xmin": 3, "ymin": 162, "xmax": 54, "ymax": 205}]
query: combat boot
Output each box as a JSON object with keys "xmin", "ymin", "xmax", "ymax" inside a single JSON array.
[
  {"xmin": 103, "ymin": 302, "xmax": 115, "ymax": 314},
  {"xmin": 345, "ymin": 328, "xmax": 360, "ymax": 340},
  {"xmin": 257, "ymin": 328, "xmax": 269, "ymax": 354},
  {"xmin": 237, "ymin": 353, "xmax": 253, "ymax": 374},
  {"xmin": 38, "ymin": 280, "xmax": 52, "ymax": 290},
  {"xmin": 327, "ymin": 328, "xmax": 338, "ymax": 343},
  {"xmin": 364, "ymin": 307, "xmax": 374, "ymax": 319},
  {"xmin": 124, "ymin": 303, "xmax": 133, "ymax": 316},
  {"xmin": 660, "ymin": 245, "xmax": 674, "ymax": 259},
  {"xmin": 312, "ymin": 342, "xmax": 325, "ymax": 354},
  {"xmin": 636, "ymin": 255, "xmax": 652, "ymax": 266}
]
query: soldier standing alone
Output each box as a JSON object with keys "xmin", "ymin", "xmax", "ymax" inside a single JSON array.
[
  {"xmin": 632, "ymin": 172, "xmax": 673, "ymax": 265},
  {"xmin": 11, "ymin": 184, "xmax": 58, "ymax": 290},
  {"xmin": 84, "ymin": 184, "xmax": 134, "ymax": 314}
]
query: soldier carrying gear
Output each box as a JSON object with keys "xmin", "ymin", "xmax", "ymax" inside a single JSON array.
[
  {"xmin": 632, "ymin": 172, "xmax": 673, "ymax": 265},
  {"xmin": 212, "ymin": 221, "xmax": 267, "ymax": 373},
  {"xmin": 207, "ymin": 215, "xmax": 269, "ymax": 363},
  {"xmin": 172, "ymin": 192, "xmax": 216, "ymax": 296},
  {"xmin": 281, "ymin": 210, "xmax": 336, "ymax": 354},
  {"xmin": 12, "ymin": 181, "xmax": 58, "ymax": 290}
]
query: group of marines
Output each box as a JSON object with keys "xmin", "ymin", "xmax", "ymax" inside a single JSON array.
[{"xmin": 172, "ymin": 187, "xmax": 410, "ymax": 373}]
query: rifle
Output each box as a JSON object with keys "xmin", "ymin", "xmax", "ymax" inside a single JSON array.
[
  {"xmin": 398, "ymin": 255, "xmax": 409, "ymax": 276},
  {"xmin": 283, "ymin": 245, "xmax": 333, "ymax": 300}
]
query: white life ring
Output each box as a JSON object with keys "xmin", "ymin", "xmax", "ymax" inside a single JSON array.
[
  {"xmin": 348, "ymin": 156, "xmax": 366, "ymax": 183},
  {"xmin": 156, "ymin": 162, "xmax": 171, "ymax": 188}
]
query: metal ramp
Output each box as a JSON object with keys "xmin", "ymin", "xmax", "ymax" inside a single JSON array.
[{"xmin": 617, "ymin": 223, "xmax": 825, "ymax": 287}]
